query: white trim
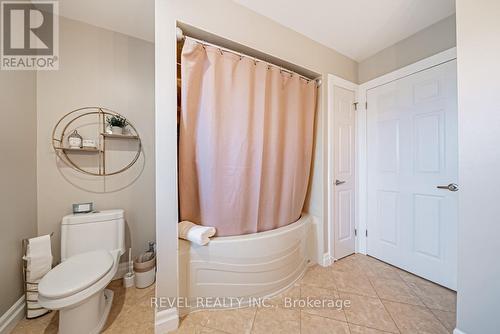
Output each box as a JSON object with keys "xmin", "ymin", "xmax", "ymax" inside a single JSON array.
[
  {"xmin": 154, "ymin": 1, "xmax": 180, "ymax": 320},
  {"xmin": 307, "ymin": 214, "xmax": 323, "ymax": 265},
  {"xmin": 112, "ymin": 261, "xmax": 130, "ymax": 281},
  {"xmin": 453, "ymin": 329, "xmax": 467, "ymax": 334},
  {"xmin": 356, "ymin": 92, "xmax": 368, "ymax": 255},
  {"xmin": 329, "ymin": 75, "xmax": 358, "ymax": 91},
  {"xmin": 321, "ymin": 253, "xmax": 333, "ymax": 267},
  {"xmin": 359, "ymin": 48, "xmax": 457, "ymax": 91},
  {"xmin": 0, "ymin": 296, "xmax": 25, "ymax": 334},
  {"xmin": 357, "ymin": 47, "xmax": 457, "ymax": 255},
  {"xmin": 155, "ymin": 307, "xmax": 179, "ymax": 334},
  {"xmin": 327, "ymin": 74, "xmax": 359, "ymax": 260}
]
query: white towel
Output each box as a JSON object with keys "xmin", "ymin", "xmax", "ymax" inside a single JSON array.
[
  {"xmin": 178, "ymin": 221, "xmax": 216, "ymax": 246},
  {"xmin": 24, "ymin": 235, "xmax": 52, "ymax": 282},
  {"xmin": 26, "ymin": 283, "xmax": 47, "ymax": 318}
]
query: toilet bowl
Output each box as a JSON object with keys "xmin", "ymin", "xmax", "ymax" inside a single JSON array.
[
  {"xmin": 38, "ymin": 210, "xmax": 125, "ymax": 334},
  {"xmin": 39, "ymin": 250, "xmax": 119, "ymax": 334}
]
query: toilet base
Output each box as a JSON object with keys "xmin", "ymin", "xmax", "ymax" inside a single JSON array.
[{"xmin": 59, "ymin": 289, "xmax": 114, "ymax": 334}]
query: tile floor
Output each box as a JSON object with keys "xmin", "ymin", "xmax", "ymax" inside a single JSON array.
[
  {"xmin": 173, "ymin": 254, "xmax": 457, "ymax": 334},
  {"xmin": 12, "ymin": 254, "xmax": 456, "ymax": 334},
  {"xmin": 12, "ymin": 280, "xmax": 155, "ymax": 334}
]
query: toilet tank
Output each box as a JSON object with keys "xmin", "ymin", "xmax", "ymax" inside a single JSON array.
[{"xmin": 60, "ymin": 209, "xmax": 125, "ymax": 261}]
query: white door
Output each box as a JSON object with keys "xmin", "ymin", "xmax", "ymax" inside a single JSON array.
[
  {"xmin": 333, "ymin": 85, "xmax": 356, "ymax": 260},
  {"xmin": 367, "ymin": 60, "xmax": 458, "ymax": 289}
]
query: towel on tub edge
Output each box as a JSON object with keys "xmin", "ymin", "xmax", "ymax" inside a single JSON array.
[{"xmin": 178, "ymin": 221, "xmax": 216, "ymax": 246}]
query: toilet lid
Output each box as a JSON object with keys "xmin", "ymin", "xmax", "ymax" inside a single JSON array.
[{"xmin": 39, "ymin": 250, "xmax": 113, "ymax": 299}]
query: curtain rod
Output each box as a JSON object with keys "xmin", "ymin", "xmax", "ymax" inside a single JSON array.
[{"xmin": 176, "ymin": 28, "xmax": 322, "ymax": 86}]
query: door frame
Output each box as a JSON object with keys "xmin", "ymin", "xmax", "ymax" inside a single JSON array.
[
  {"xmin": 357, "ymin": 47, "xmax": 457, "ymax": 254},
  {"xmin": 327, "ymin": 74, "xmax": 359, "ymax": 262}
]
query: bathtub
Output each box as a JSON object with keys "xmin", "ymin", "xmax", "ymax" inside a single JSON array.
[{"xmin": 179, "ymin": 214, "xmax": 313, "ymax": 312}]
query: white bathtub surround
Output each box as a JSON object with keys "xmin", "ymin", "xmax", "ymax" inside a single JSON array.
[
  {"xmin": 179, "ymin": 214, "xmax": 312, "ymax": 315},
  {"xmin": 178, "ymin": 221, "xmax": 216, "ymax": 246}
]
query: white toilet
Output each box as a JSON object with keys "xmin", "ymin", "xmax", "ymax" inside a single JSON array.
[{"xmin": 38, "ymin": 210, "xmax": 125, "ymax": 334}]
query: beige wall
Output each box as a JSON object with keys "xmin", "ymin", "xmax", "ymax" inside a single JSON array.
[
  {"xmin": 0, "ymin": 71, "xmax": 37, "ymax": 314},
  {"xmin": 358, "ymin": 15, "xmax": 456, "ymax": 83},
  {"xmin": 36, "ymin": 17, "xmax": 155, "ymax": 263},
  {"xmin": 156, "ymin": 0, "xmax": 359, "ymax": 310},
  {"xmin": 455, "ymin": 1, "xmax": 500, "ymax": 333}
]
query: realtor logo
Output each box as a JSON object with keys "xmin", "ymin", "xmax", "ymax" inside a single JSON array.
[{"xmin": 1, "ymin": 0, "xmax": 58, "ymax": 70}]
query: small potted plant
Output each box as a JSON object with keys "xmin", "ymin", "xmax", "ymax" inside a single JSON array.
[{"xmin": 106, "ymin": 115, "xmax": 128, "ymax": 135}]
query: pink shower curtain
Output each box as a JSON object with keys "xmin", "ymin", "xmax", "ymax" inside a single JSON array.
[{"xmin": 179, "ymin": 39, "xmax": 317, "ymax": 236}]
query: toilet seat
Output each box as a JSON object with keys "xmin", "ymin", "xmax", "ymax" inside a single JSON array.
[{"xmin": 39, "ymin": 250, "xmax": 113, "ymax": 299}]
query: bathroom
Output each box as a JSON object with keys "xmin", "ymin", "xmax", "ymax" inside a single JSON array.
[
  {"xmin": 1, "ymin": 1, "xmax": 500, "ymax": 334},
  {"xmin": 2, "ymin": 0, "xmax": 156, "ymax": 333}
]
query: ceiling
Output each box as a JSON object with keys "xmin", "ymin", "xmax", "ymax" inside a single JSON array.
[
  {"xmin": 232, "ymin": 0, "xmax": 455, "ymax": 61},
  {"xmin": 56, "ymin": 0, "xmax": 455, "ymax": 61},
  {"xmin": 57, "ymin": 0, "xmax": 154, "ymax": 43}
]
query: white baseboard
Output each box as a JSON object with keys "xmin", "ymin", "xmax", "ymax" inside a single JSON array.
[
  {"xmin": 453, "ymin": 329, "xmax": 467, "ymax": 334},
  {"xmin": 155, "ymin": 307, "xmax": 178, "ymax": 334},
  {"xmin": 320, "ymin": 253, "xmax": 333, "ymax": 267},
  {"xmin": 113, "ymin": 261, "xmax": 129, "ymax": 280},
  {"xmin": 0, "ymin": 296, "xmax": 25, "ymax": 334}
]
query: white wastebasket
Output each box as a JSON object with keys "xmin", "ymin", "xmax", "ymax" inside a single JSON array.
[{"xmin": 134, "ymin": 253, "xmax": 156, "ymax": 289}]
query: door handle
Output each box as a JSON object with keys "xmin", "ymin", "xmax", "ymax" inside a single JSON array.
[
  {"xmin": 437, "ymin": 183, "xmax": 459, "ymax": 192},
  {"xmin": 335, "ymin": 180, "xmax": 346, "ymax": 186}
]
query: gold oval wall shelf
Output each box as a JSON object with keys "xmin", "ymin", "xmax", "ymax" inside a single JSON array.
[{"xmin": 52, "ymin": 107, "xmax": 142, "ymax": 176}]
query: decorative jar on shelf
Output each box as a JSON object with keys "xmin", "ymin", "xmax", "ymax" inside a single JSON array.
[
  {"xmin": 111, "ymin": 126, "xmax": 123, "ymax": 135},
  {"xmin": 68, "ymin": 130, "xmax": 82, "ymax": 148}
]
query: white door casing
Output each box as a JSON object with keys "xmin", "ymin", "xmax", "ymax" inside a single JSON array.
[
  {"xmin": 366, "ymin": 60, "xmax": 458, "ymax": 289},
  {"xmin": 329, "ymin": 78, "xmax": 357, "ymax": 260}
]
